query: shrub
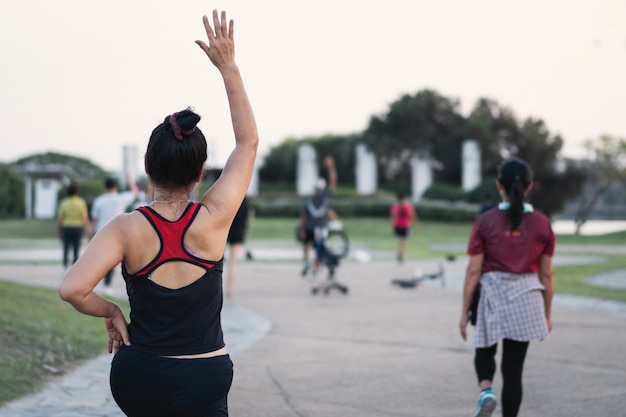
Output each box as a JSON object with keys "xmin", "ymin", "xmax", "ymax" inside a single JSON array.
[{"xmin": 422, "ymin": 183, "xmax": 466, "ymax": 202}]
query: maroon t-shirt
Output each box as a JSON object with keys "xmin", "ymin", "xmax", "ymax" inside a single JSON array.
[{"xmin": 467, "ymin": 208, "xmax": 555, "ymax": 274}]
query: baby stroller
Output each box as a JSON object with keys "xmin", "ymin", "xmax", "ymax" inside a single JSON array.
[{"xmin": 311, "ymin": 222, "xmax": 350, "ymax": 295}]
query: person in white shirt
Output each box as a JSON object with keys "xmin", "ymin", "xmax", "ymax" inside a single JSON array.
[{"xmin": 91, "ymin": 177, "xmax": 139, "ymax": 292}]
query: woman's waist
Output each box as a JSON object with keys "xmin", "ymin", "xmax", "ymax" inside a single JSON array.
[
  {"xmin": 480, "ymin": 271, "xmax": 544, "ymax": 300},
  {"xmin": 482, "ymin": 270, "xmax": 539, "ymax": 279},
  {"xmin": 163, "ymin": 346, "xmax": 227, "ymax": 359},
  {"xmin": 130, "ymin": 342, "xmax": 227, "ymax": 358}
]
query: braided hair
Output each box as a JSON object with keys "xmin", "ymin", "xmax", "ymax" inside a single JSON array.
[{"xmin": 497, "ymin": 158, "xmax": 533, "ymax": 230}]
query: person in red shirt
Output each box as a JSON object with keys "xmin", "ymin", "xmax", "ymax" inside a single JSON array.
[
  {"xmin": 390, "ymin": 192, "xmax": 418, "ymax": 263},
  {"xmin": 459, "ymin": 158, "xmax": 555, "ymax": 417}
]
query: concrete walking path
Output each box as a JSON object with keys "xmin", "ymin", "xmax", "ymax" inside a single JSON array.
[{"xmin": 0, "ymin": 243, "xmax": 625, "ymax": 416}]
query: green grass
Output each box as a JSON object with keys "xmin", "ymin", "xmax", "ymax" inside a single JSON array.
[
  {"xmin": 552, "ymin": 229, "xmax": 626, "ymax": 245},
  {"xmin": 249, "ymin": 217, "xmax": 471, "ymax": 258},
  {"xmin": 552, "ymin": 257, "xmax": 626, "ymax": 302},
  {"xmin": 0, "ymin": 280, "xmax": 129, "ymax": 405},
  {"xmin": 0, "ymin": 219, "xmax": 57, "ymax": 239}
]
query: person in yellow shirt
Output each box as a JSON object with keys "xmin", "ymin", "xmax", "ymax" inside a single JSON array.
[{"xmin": 57, "ymin": 183, "xmax": 92, "ymax": 269}]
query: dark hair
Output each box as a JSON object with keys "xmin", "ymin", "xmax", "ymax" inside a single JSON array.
[
  {"xmin": 497, "ymin": 158, "xmax": 533, "ymax": 230},
  {"xmin": 104, "ymin": 177, "xmax": 117, "ymax": 190},
  {"xmin": 145, "ymin": 108, "xmax": 207, "ymax": 188},
  {"xmin": 67, "ymin": 183, "xmax": 79, "ymax": 196}
]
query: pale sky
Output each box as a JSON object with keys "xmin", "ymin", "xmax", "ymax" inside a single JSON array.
[{"xmin": 1, "ymin": 0, "xmax": 625, "ymax": 173}]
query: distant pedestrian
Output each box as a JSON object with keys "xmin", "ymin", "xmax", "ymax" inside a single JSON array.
[
  {"xmin": 459, "ymin": 158, "xmax": 554, "ymax": 417},
  {"xmin": 57, "ymin": 183, "xmax": 92, "ymax": 269},
  {"xmin": 390, "ymin": 192, "xmax": 417, "ymax": 263},
  {"xmin": 91, "ymin": 177, "xmax": 139, "ymax": 293},
  {"xmin": 225, "ymin": 196, "xmax": 253, "ymax": 298},
  {"xmin": 479, "ymin": 191, "xmax": 496, "ymax": 213},
  {"xmin": 299, "ymin": 155, "xmax": 337, "ymax": 276}
]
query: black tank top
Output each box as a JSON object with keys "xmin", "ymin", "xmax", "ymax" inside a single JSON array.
[{"xmin": 121, "ymin": 202, "xmax": 225, "ymax": 355}]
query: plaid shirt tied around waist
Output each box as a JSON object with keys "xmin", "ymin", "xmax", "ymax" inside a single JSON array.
[{"xmin": 474, "ymin": 271, "xmax": 549, "ymax": 348}]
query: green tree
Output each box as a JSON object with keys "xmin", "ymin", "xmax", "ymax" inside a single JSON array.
[
  {"xmin": 260, "ymin": 134, "xmax": 358, "ymax": 188},
  {"xmin": 574, "ymin": 135, "xmax": 626, "ymax": 233},
  {"xmin": 464, "ymin": 102, "xmax": 585, "ymax": 218},
  {"xmin": 499, "ymin": 118, "xmax": 583, "ymax": 218},
  {"xmin": 7, "ymin": 152, "xmax": 111, "ymax": 218},
  {"xmin": 260, "ymin": 89, "xmax": 586, "ymax": 218},
  {"xmin": 259, "ymin": 138, "xmax": 300, "ymax": 185},
  {"xmin": 465, "ymin": 98, "xmax": 519, "ymax": 177},
  {"xmin": 0, "ymin": 163, "xmax": 25, "ymax": 218},
  {"xmin": 364, "ymin": 89, "xmax": 466, "ymax": 184},
  {"xmin": 14, "ymin": 152, "xmax": 108, "ymax": 179}
]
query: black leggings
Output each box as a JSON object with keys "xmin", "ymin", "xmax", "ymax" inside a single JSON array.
[
  {"xmin": 475, "ymin": 339, "xmax": 529, "ymax": 417},
  {"xmin": 61, "ymin": 227, "xmax": 83, "ymax": 267},
  {"xmin": 110, "ymin": 346, "xmax": 233, "ymax": 417}
]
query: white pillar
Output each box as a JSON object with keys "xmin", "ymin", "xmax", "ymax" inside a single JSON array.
[
  {"xmin": 411, "ymin": 154, "xmax": 432, "ymax": 202},
  {"xmin": 355, "ymin": 144, "xmax": 377, "ymax": 195},
  {"xmin": 121, "ymin": 145, "xmax": 140, "ymax": 189},
  {"xmin": 297, "ymin": 144, "xmax": 318, "ymax": 196},
  {"xmin": 462, "ymin": 139, "xmax": 481, "ymax": 192},
  {"xmin": 34, "ymin": 179, "xmax": 61, "ymax": 219},
  {"xmin": 24, "ymin": 176, "xmax": 32, "ymax": 219}
]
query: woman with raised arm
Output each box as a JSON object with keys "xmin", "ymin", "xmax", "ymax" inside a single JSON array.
[
  {"xmin": 459, "ymin": 158, "xmax": 554, "ymax": 417},
  {"xmin": 59, "ymin": 10, "xmax": 258, "ymax": 417}
]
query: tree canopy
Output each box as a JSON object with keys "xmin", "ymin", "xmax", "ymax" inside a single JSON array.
[
  {"xmin": 14, "ymin": 152, "xmax": 108, "ymax": 179},
  {"xmin": 260, "ymin": 88, "xmax": 587, "ymax": 218},
  {"xmin": 0, "ymin": 152, "xmax": 111, "ymax": 219},
  {"xmin": 364, "ymin": 89, "xmax": 466, "ymax": 184},
  {"xmin": 574, "ymin": 135, "xmax": 626, "ymax": 233},
  {"xmin": 0, "ymin": 163, "xmax": 24, "ymax": 218}
]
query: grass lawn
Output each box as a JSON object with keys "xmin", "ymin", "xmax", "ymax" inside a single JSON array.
[{"xmin": 0, "ymin": 280, "xmax": 129, "ymax": 405}]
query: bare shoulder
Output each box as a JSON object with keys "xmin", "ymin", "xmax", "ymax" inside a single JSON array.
[{"xmin": 104, "ymin": 211, "xmax": 148, "ymax": 238}]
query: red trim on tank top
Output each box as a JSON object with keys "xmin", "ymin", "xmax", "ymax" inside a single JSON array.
[{"xmin": 129, "ymin": 202, "xmax": 216, "ymax": 277}]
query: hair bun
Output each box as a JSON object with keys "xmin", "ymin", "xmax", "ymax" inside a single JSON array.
[
  {"xmin": 176, "ymin": 108, "xmax": 202, "ymax": 131},
  {"xmin": 164, "ymin": 108, "xmax": 201, "ymax": 140}
]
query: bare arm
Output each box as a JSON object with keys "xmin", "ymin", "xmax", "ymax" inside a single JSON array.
[
  {"xmin": 538, "ymin": 254, "xmax": 554, "ymax": 332},
  {"xmin": 324, "ymin": 156, "xmax": 337, "ymax": 191},
  {"xmin": 460, "ymin": 254, "xmax": 483, "ymax": 341},
  {"xmin": 59, "ymin": 217, "xmax": 131, "ymax": 352},
  {"xmin": 195, "ymin": 10, "xmax": 258, "ymax": 224}
]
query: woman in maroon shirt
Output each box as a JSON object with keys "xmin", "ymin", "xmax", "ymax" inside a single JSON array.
[{"xmin": 459, "ymin": 158, "xmax": 554, "ymax": 417}]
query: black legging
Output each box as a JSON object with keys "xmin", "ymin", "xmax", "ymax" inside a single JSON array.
[
  {"xmin": 475, "ymin": 339, "xmax": 529, "ymax": 417},
  {"xmin": 61, "ymin": 227, "xmax": 83, "ymax": 267}
]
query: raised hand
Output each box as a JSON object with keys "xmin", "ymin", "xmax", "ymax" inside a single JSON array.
[{"xmin": 195, "ymin": 10, "xmax": 236, "ymax": 73}]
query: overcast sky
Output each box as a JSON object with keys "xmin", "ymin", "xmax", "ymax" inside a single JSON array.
[{"xmin": 1, "ymin": 0, "xmax": 625, "ymax": 173}]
